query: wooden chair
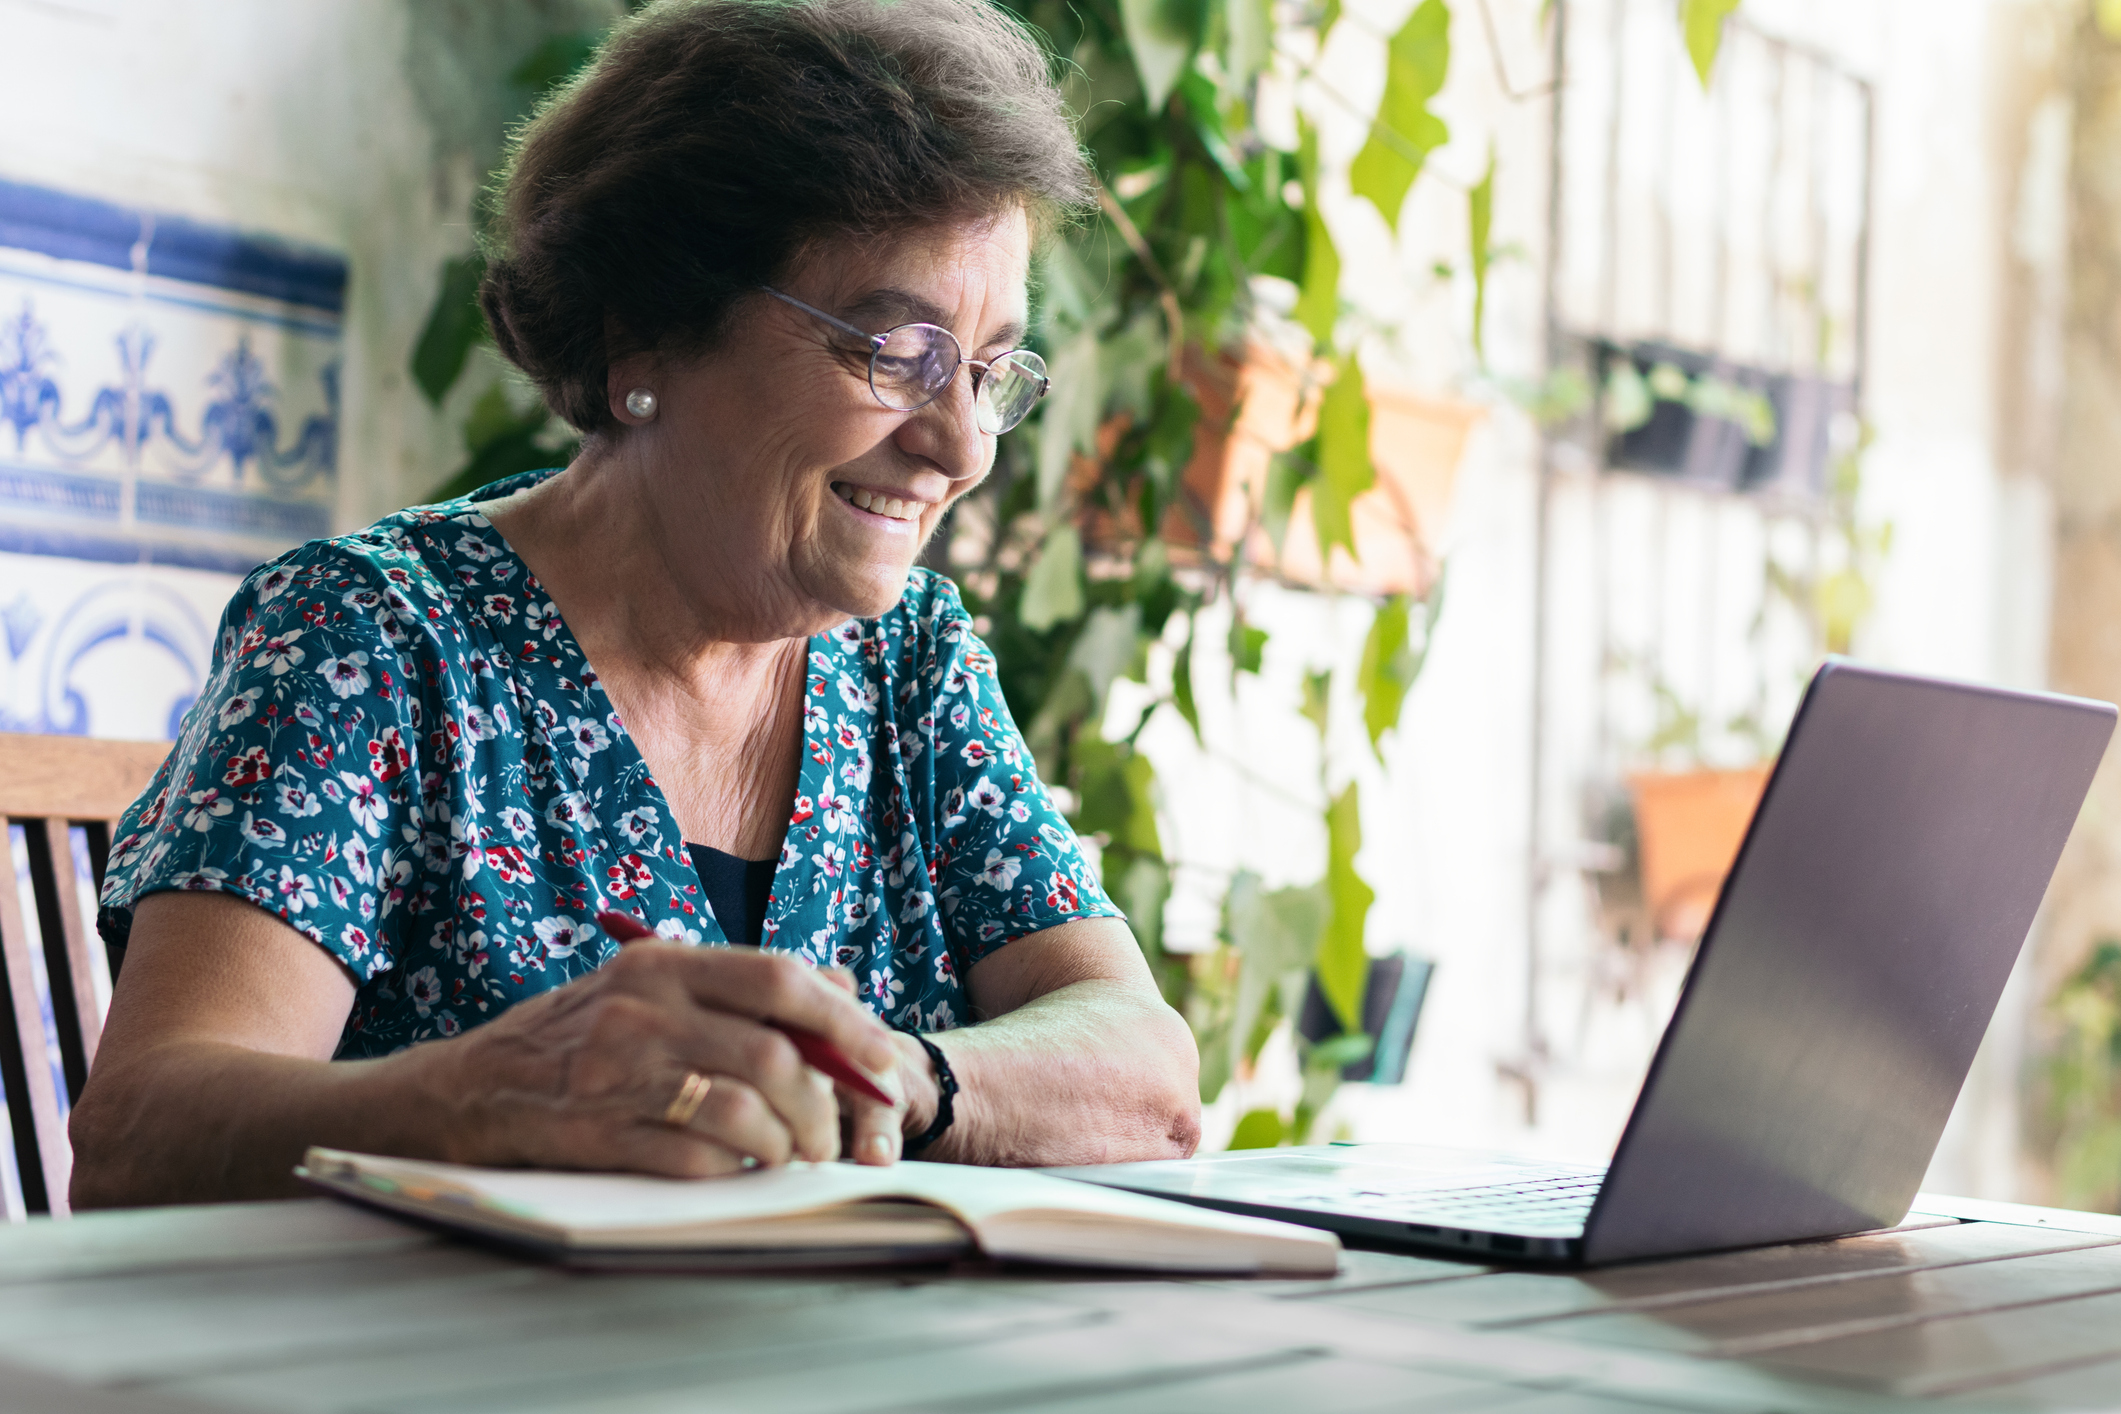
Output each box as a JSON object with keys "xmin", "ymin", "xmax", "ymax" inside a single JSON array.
[{"xmin": 0, "ymin": 735, "xmax": 169, "ymax": 1219}]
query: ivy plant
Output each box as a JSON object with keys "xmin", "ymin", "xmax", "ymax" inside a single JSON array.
[{"xmin": 413, "ymin": 0, "xmax": 1740, "ymax": 1148}]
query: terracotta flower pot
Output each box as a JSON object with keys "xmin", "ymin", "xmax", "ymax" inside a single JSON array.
[
  {"xmin": 1161, "ymin": 343, "xmax": 1479, "ymax": 596},
  {"xmin": 1626, "ymin": 766, "xmax": 1772, "ymax": 942}
]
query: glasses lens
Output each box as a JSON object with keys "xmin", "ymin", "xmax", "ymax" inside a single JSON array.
[
  {"xmin": 869, "ymin": 324, "xmax": 958, "ymax": 411},
  {"xmin": 974, "ymin": 351, "xmax": 1048, "ymax": 435}
]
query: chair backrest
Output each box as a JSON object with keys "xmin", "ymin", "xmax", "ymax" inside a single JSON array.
[{"xmin": 0, "ymin": 734, "xmax": 168, "ymax": 1219}]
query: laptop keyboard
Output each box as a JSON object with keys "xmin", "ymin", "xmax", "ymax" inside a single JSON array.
[{"xmin": 1283, "ymin": 1169, "xmax": 1603, "ymax": 1232}]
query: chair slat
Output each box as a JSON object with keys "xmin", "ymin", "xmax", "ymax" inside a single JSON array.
[
  {"xmin": 0, "ymin": 825, "xmax": 67, "ymax": 1215},
  {"xmin": 30, "ymin": 819, "xmax": 99, "ymax": 1091}
]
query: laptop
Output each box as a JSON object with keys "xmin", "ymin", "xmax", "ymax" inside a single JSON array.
[{"xmin": 1050, "ymin": 661, "xmax": 2116, "ymax": 1265}]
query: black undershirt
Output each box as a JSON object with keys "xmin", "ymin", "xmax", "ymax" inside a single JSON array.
[{"xmin": 687, "ymin": 843, "xmax": 777, "ymax": 948}]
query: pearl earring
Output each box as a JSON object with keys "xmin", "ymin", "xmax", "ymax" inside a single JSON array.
[{"xmin": 624, "ymin": 388, "xmax": 658, "ymax": 420}]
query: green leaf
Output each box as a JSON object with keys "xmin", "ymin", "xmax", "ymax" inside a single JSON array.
[
  {"xmin": 1020, "ymin": 522, "xmax": 1086, "ymax": 631},
  {"xmin": 1069, "ymin": 604, "xmax": 1147, "ymax": 707},
  {"xmin": 1468, "ymin": 147, "xmax": 1495, "ymax": 363},
  {"xmin": 1225, "ymin": 871, "xmax": 1328, "ymax": 1084},
  {"xmin": 1228, "ymin": 1107, "xmax": 1288, "ymax": 1149},
  {"xmin": 1300, "ymin": 668, "xmax": 1331, "ymax": 739},
  {"xmin": 1119, "ymin": 0, "xmax": 1201, "ymax": 113},
  {"xmin": 1308, "ymin": 1032, "xmax": 1375, "ymax": 1070},
  {"xmin": 1035, "ymin": 327, "xmax": 1103, "ymax": 514},
  {"xmin": 1292, "ymin": 127, "xmax": 1340, "ymax": 348},
  {"xmin": 1348, "ymin": 0, "xmax": 1452, "ymax": 232},
  {"xmin": 1171, "ymin": 630, "xmax": 1204, "ymax": 746},
  {"xmin": 1073, "ymin": 733, "xmax": 1164, "ymax": 858},
  {"xmin": 411, "ymin": 254, "xmax": 488, "ymax": 406},
  {"xmin": 1224, "ymin": 0, "xmax": 1275, "ymax": 92},
  {"xmin": 428, "ymin": 384, "xmax": 570, "ymax": 502},
  {"xmin": 1318, "ymin": 782, "xmax": 1375, "ymax": 1034},
  {"xmin": 1228, "ymin": 616, "xmax": 1268, "ymax": 677},
  {"xmin": 1681, "ymin": 0, "xmax": 1741, "ymax": 90},
  {"xmin": 1117, "ymin": 855, "xmax": 1173, "ymax": 962},
  {"xmin": 1310, "ymin": 358, "xmax": 1373, "ymax": 565},
  {"xmin": 1357, "ymin": 584, "xmax": 1440, "ymax": 759}
]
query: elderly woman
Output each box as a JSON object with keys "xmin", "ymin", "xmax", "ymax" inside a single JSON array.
[{"xmin": 68, "ymin": 0, "xmax": 1200, "ymax": 1206}]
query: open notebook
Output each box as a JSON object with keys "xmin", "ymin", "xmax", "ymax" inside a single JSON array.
[{"xmin": 299, "ymin": 1148, "xmax": 1341, "ymax": 1276}]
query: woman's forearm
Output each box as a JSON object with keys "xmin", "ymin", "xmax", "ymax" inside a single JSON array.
[
  {"xmin": 911, "ymin": 978, "xmax": 1201, "ymax": 1166},
  {"xmin": 68, "ymin": 1040, "xmax": 463, "ymax": 1208}
]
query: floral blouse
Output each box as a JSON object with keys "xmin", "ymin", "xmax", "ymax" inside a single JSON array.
[{"xmin": 98, "ymin": 469, "xmax": 1117, "ymax": 1059}]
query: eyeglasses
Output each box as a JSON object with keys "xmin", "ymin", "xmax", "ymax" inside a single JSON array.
[{"xmin": 762, "ymin": 287, "xmax": 1050, "ymax": 435}]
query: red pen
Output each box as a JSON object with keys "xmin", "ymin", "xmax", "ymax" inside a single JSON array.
[{"xmin": 593, "ymin": 910, "xmax": 898, "ymax": 1106}]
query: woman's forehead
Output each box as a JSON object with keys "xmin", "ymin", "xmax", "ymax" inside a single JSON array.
[{"xmin": 803, "ymin": 214, "xmax": 1030, "ymax": 334}]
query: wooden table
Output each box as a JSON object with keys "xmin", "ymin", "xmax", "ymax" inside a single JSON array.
[{"xmin": 3, "ymin": 1191, "xmax": 2119, "ymax": 1413}]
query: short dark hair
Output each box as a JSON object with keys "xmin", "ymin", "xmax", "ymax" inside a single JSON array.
[{"xmin": 478, "ymin": 0, "xmax": 1093, "ymax": 432}]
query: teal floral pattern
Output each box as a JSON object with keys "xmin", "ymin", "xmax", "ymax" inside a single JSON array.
[{"xmin": 98, "ymin": 469, "xmax": 1117, "ymax": 1058}]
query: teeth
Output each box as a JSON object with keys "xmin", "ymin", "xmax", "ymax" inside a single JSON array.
[{"xmin": 834, "ymin": 483, "xmax": 922, "ymax": 522}]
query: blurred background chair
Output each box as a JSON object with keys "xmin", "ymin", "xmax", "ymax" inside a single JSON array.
[{"xmin": 0, "ymin": 734, "xmax": 168, "ymax": 1219}]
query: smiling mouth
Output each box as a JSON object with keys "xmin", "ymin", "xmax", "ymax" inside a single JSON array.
[{"xmin": 832, "ymin": 482, "xmax": 928, "ymax": 523}]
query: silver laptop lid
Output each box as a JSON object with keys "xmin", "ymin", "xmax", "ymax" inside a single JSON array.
[{"xmin": 1583, "ymin": 661, "xmax": 2115, "ymax": 1264}]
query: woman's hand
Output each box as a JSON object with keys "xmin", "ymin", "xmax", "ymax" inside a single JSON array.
[
  {"xmin": 70, "ymin": 893, "xmax": 907, "ymax": 1207},
  {"xmin": 433, "ymin": 941, "xmax": 903, "ymax": 1176}
]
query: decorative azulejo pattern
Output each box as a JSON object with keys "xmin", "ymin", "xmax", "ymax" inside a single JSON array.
[{"xmin": 0, "ymin": 176, "xmax": 348, "ymax": 737}]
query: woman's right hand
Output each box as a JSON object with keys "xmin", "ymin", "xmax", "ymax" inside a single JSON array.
[
  {"xmin": 71, "ymin": 892, "xmax": 905, "ymax": 1208},
  {"xmin": 430, "ymin": 939, "xmax": 904, "ymax": 1176}
]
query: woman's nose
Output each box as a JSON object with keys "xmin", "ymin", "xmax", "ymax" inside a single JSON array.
[{"xmin": 902, "ymin": 371, "xmax": 990, "ymax": 481}]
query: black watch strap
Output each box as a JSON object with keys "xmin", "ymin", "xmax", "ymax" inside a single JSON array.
[{"xmin": 902, "ymin": 1031, "xmax": 957, "ymax": 1156}]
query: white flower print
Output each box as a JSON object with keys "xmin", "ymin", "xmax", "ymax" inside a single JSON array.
[
  {"xmin": 867, "ymin": 967, "xmax": 904, "ymax": 1008},
  {"xmin": 317, "ymin": 651, "xmax": 370, "ymax": 699},
  {"xmin": 959, "ymin": 739, "xmax": 992, "ymax": 767},
  {"xmin": 544, "ymin": 791, "xmax": 596, "ymax": 830},
  {"xmin": 977, "ymin": 849, "xmax": 1021, "ymax": 892},
  {"xmin": 407, "ymin": 966, "xmax": 442, "ymax": 1017},
  {"xmin": 532, "ymin": 915, "xmax": 590, "ymax": 959},
  {"xmin": 819, "ymin": 789, "xmax": 854, "ymax": 834},
  {"xmin": 455, "ymin": 533, "xmax": 497, "ymax": 562},
  {"xmin": 813, "ymin": 841, "xmax": 846, "ymax": 878},
  {"xmin": 898, "ymin": 888, "xmax": 934, "ymax": 924},
  {"xmin": 276, "ymin": 779, "xmax": 324, "ymax": 818},
  {"xmin": 837, "ymin": 674, "xmax": 879, "ymax": 714},
  {"xmin": 616, "ymin": 806, "xmax": 660, "ymax": 845},
  {"xmin": 340, "ymin": 772, "xmax": 388, "ymax": 836},
  {"xmin": 216, "ymin": 688, "xmax": 262, "ymax": 730},
  {"xmin": 924, "ymin": 1000, "xmax": 957, "ymax": 1031},
  {"xmin": 176, "ymin": 866, "xmax": 229, "ymax": 891},
  {"xmin": 462, "ymin": 704, "xmax": 498, "ymax": 741},
  {"xmin": 253, "ymin": 565, "xmax": 297, "ymax": 603},
  {"xmin": 563, "ymin": 715, "xmax": 609, "ymax": 756},
  {"xmin": 500, "ymin": 806, "xmax": 535, "ymax": 841},
  {"xmin": 342, "ymin": 835, "xmax": 375, "ymax": 885},
  {"xmin": 275, "ymin": 866, "xmax": 319, "ymax": 914},
  {"xmin": 654, "ymin": 918, "xmax": 703, "ymax": 944},
  {"xmin": 253, "ymin": 630, "xmax": 306, "ymax": 676},
  {"xmin": 833, "ymin": 621, "xmax": 864, "ymax": 653},
  {"xmin": 182, "ymin": 789, "xmax": 233, "ymax": 831},
  {"xmin": 339, "ymin": 924, "xmax": 373, "ymax": 961},
  {"xmin": 239, "ymin": 812, "xmax": 288, "ymax": 849},
  {"xmin": 524, "ymin": 601, "xmax": 562, "ymax": 640},
  {"xmin": 966, "ymin": 777, "xmax": 1006, "ymax": 817},
  {"xmin": 1008, "ymin": 799, "xmax": 1031, "ymax": 824}
]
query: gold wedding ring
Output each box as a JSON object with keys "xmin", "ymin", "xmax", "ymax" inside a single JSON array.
[{"xmin": 662, "ymin": 1070, "xmax": 714, "ymax": 1129}]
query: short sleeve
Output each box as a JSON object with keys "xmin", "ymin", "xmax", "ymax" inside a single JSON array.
[
  {"xmin": 99, "ymin": 549, "xmax": 422, "ymax": 983},
  {"xmin": 924, "ymin": 587, "xmax": 1121, "ymax": 962}
]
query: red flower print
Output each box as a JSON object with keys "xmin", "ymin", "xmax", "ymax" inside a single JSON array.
[
  {"xmin": 368, "ymin": 727, "xmax": 412, "ymax": 782},
  {"xmin": 222, "ymin": 746, "xmax": 273, "ymax": 787}
]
